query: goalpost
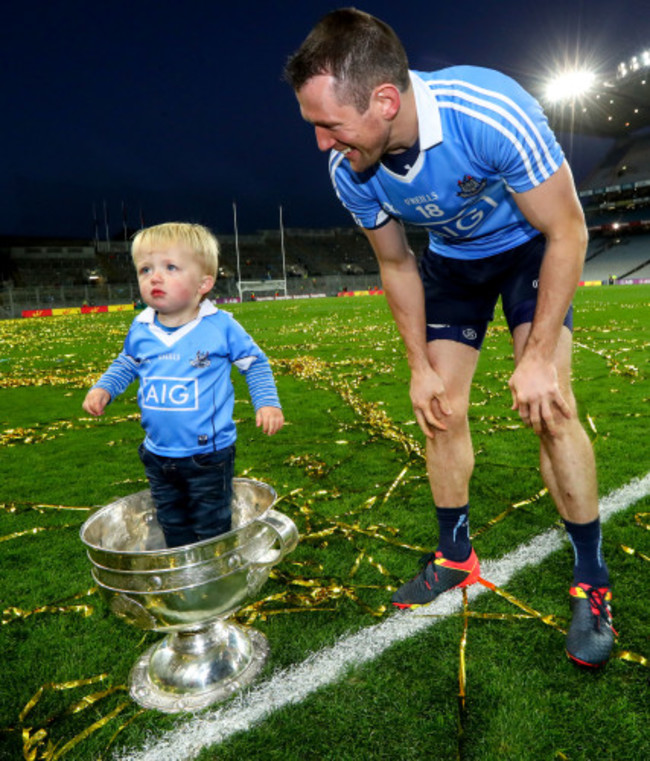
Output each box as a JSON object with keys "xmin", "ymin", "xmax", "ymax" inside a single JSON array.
[
  {"xmin": 237, "ymin": 279, "xmax": 288, "ymax": 301},
  {"xmin": 233, "ymin": 202, "xmax": 288, "ymax": 301}
]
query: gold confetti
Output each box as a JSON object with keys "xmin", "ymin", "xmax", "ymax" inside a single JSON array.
[
  {"xmin": 3, "ymin": 589, "xmax": 97, "ymax": 626},
  {"xmin": 616, "ymin": 651, "xmax": 648, "ymax": 667},
  {"xmin": 620, "ymin": 545, "xmax": 650, "ymax": 563},
  {"xmin": 1, "ymin": 316, "xmax": 646, "ymax": 758},
  {"xmin": 471, "ymin": 488, "xmax": 548, "ymax": 539}
]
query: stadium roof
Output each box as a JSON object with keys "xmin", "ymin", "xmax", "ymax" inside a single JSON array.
[{"xmin": 544, "ymin": 49, "xmax": 650, "ymax": 137}]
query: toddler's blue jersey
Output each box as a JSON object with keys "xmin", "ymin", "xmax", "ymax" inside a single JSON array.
[
  {"xmin": 330, "ymin": 66, "xmax": 565, "ymax": 259},
  {"xmin": 93, "ymin": 302, "xmax": 280, "ymax": 457}
]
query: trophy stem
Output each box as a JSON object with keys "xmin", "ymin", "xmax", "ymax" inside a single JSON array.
[{"xmin": 129, "ymin": 620, "xmax": 269, "ymax": 713}]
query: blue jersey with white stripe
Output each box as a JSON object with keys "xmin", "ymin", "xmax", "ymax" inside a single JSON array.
[
  {"xmin": 92, "ymin": 301, "xmax": 281, "ymax": 457},
  {"xmin": 330, "ymin": 67, "xmax": 564, "ymax": 260}
]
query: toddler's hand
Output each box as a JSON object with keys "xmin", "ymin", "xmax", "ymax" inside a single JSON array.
[
  {"xmin": 256, "ymin": 406, "xmax": 284, "ymax": 436},
  {"xmin": 83, "ymin": 388, "xmax": 111, "ymax": 417}
]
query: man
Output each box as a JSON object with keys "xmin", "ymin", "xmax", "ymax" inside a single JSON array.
[{"xmin": 285, "ymin": 8, "xmax": 615, "ymax": 667}]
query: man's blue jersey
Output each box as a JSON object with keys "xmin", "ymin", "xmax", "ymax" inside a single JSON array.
[
  {"xmin": 330, "ymin": 66, "xmax": 565, "ymax": 260},
  {"xmin": 93, "ymin": 301, "xmax": 281, "ymax": 457}
]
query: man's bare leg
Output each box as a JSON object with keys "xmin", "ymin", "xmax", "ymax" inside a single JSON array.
[
  {"xmin": 391, "ymin": 339, "xmax": 481, "ymax": 608},
  {"xmin": 512, "ymin": 325, "xmax": 599, "ymax": 523},
  {"xmin": 424, "ymin": 339, "xmax": 479, "ymax": 507},
  {"xmin": 512, "ymin": 323, "xmax": 613, "ymax": 667}
]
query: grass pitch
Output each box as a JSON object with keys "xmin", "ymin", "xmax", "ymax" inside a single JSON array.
[{"xmin": 0, "ymin": 286, "xmax": 648, "ymax": 760}]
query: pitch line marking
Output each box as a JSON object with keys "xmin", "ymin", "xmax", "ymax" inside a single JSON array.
[{"xmin": 116, "ymin": 473, "xmax": 650, "ymax": 761}]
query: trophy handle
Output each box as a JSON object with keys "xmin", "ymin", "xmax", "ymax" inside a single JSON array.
[{"xmin": 253, "ymin": 509, "xmax": 299, "ymax": 565}]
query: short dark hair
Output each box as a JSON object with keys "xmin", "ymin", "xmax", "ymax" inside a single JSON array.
[{"xmin": 284, "ymin": 8, "xmax": 410, "ymax": 113}]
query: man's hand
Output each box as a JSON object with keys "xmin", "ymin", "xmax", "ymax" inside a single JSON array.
[
  {"xmin": 256, "ymin": 406, "xmax": 285, "ymax": 436},
  {"xmin": 410, "ymin": 365, "xmax": 452, "ymax": 438},
  {"xmin": 509, "ymin": 356, "xmax": 571, "ymax": 435},
  {"xmin": 82, "ymin": 388, "xmax": 111, "ymax": 417}
]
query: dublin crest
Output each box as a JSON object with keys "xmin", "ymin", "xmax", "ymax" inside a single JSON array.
[{"xmin": 457, "ymin": 174, "xmax": 487, "ymax": 198}]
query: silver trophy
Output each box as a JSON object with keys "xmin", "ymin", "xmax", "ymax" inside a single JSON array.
[{"xmin": 80, "ymin": 478, "xmax": 298, "ymax": 713}]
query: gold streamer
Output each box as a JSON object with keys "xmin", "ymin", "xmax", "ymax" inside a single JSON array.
[
  {"xmin": 3, "ymin": 589, "xmax": 97, "ymax": 627},
  {"xmin": 98, "ymin": 707, "xmax": 147, "ymax": 760},
  {"xmin": 616, "ymin": 651, "xmax": 648, "ymax": 667},
  {"xmin": 573, "ymin": 340, "xmax": 641, "ymax": 378},
  {"xmin": 0, "ymin": 524, "xmax": 75, "ymax": 544},
  {"xmin": 635, "ymin": 512, "xmax": 650, "ymax": 531},
  {"xmin": 19, "ymin": 674, "xmax": 109, "ymax": 723},
  {"xmin": 277, "ymin": 356, "xmax": 425, "ymax": 459},
  {"xmin": 0, "ymin": 526, "xmax": 47, "ymax": 543},
  {"xmin": 456, "ymin": 588, "xmax": 470, "ymax": 761},
  {"xmin": 284, "ymin": 453, "xmax": 330, "ymax": 478},
  {"xmin": 239, "ymin": 569, "xmax": 389, "ymax": 620},
  {"xmin": 2, "ymin": 326, "xmax": 646, "ymax": 756},
  {"xmin": 0, "ymin": 413, "xmax": 141, "ymax": 447},
  {"xmin": 0, "ymin": 500, "xmax": 93, "ymax": 514},
  {"xmin": 380, "ymin": 464, "xmax": 410, "ymax": 506},
  {"xmin": 476, "ymin": 577, "xmax": 566, "ymax": 633},
  {"xmin": 49, "ymin": 701, "xmax": 130, "ymax": 760},
  {"xmin": 16, "ymin": 675, "xmax": 132, "ymax": 761},
  {"xmin": 620, "ymin": 545, "xmax": 650, "ymax": 563},
  {"xmin": 458, "ymin": 588, "xmax": 469, "ymax": 712},
  {"xmin": 3, "ymin": 603, "xmax": 93, "ymax": 626},
  {"xmin": 471, "ymin": 488, "xmax": 548, "ymax": 539}
]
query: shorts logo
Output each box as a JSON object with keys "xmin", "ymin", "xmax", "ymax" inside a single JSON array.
[
  {"xmin": 457, "ymin": 175, "xmax": 487, "ymax": 198},
  {"xmin": 462, "ymin": 328, "xmax": 478, "ymax": 341},
  {"xmin": 141, "ymin": 377, "xmax": 198, "ymax": 411},
  {"xmin": 532, "ymin": 278, "xmax": 539, "ymax": 289}
]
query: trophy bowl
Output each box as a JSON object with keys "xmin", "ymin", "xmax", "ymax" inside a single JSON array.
[{"xmin": 80, "ymin": 478, "xmax": 298, "ymax": 713}]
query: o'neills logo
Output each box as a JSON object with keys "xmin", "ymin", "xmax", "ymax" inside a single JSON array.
[{"xmin": 457, "ymin": 174, "xmax": 487, "ymax": 197}]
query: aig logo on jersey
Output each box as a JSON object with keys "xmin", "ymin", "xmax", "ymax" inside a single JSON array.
[{"xmin": 141, "ymin": 377, "xmax": 199, "ymax": 411}]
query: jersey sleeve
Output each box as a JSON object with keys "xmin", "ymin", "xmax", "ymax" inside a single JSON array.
[
  {"xmin": 241, "ymin": 355, "xmax": 282, "ymax": 410},
  {"xmin": 92, "ymin": 350, "xmax": 139, "ymax": 401},
  {"xmin": 470, "ymin": 69, "xmax": 565, "ymax": 193},
  {"xmin": 222, "ymin": 314, "xmax": 282, "ymax": 410},
  {"xmin": 329, "ymin": 151, "xmax": 390, "ymax": 229}
]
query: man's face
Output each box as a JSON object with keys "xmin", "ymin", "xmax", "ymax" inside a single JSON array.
[{"xmin": 296, "ymin": 74, "xmax": 391, "ymax": 173}]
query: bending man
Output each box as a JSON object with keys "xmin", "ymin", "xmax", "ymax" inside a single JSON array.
[{"xmin": 285, "ymin": 8, "xmax": 614, "ymax": 667}]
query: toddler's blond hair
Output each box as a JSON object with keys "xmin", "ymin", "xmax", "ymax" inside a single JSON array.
[{"xmin": 132, "ymin": 222, "xmax": 219, "ymax": 279}]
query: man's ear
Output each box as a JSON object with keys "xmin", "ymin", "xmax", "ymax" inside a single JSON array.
[{"xmin": 372, "ymin": 83, "xmax": 401, "ymax": 120}]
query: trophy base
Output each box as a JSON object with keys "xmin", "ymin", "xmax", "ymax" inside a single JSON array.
[{"xmin": 129, "ymin": 620, "xmax": 269, "ymax": 713}]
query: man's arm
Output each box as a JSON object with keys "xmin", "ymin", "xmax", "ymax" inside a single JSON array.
[
  {"xmin": 364, "ymin": 219, "xmax": 451, "ymax": 436},
  {"xmin": 510, "ymin": 160, "xmax": 589, "ymax": 434}
]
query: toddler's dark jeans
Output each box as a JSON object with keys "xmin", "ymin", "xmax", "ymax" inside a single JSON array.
[{"xmin": 138, "ymin": 442, "xmax": 235, "ymax": 548}]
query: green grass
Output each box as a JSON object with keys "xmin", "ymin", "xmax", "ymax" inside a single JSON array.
[{"xmin": 0, "ymin": 286, "xmax": 648, "ymax": 760}]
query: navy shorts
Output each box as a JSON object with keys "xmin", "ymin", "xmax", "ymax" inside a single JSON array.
[{"xmin": 419, "ymin": 234, "xmax": 573, "ymax": 349}]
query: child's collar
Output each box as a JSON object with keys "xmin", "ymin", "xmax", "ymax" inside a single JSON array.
[{"xmin": 136, "ymin": 300, "xmax": 218, "ymax": 325}]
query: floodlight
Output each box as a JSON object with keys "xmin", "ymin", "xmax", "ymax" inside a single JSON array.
[{"xmin": 545, "ymin": 69, "xmax": 596, "ymax": 103}]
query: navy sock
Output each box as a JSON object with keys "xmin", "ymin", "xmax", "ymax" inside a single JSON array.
[
  {"xmin": 436, "ymin": 504, "xmax": 471, "ymax": 562},
  {"xmin": 563, "ymin": 517, "xmax": 609, "ymax": 587}
]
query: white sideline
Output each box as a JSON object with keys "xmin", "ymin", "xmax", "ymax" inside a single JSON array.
[{"xmin": 116, "ymin": 473, "xmax": 650, "ymax": 761}]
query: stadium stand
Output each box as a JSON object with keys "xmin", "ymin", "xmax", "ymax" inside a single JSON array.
[
  {"xmin": 2, "ymin": 50, "xmax": 649, "ymax": 317},
  {"xmin": 584, "ymin": 233, "xmax": 650, "ymax": 280},
  {"xmin": 547, "ymin": 49, "xmax": 650, "ymax": 283}
]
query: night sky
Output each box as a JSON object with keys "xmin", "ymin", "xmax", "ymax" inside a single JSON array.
[{"xmin": 3, "ymin": 0, "xmax": 649, "ymax": 240}]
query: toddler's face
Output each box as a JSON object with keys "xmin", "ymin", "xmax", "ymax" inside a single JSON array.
[{"xmin": 134, "ymin": 244, "xmax": 213, "ymax": 325}]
